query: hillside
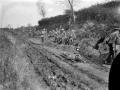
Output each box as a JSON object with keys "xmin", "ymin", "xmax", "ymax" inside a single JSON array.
[{"xmin": 38, "ymin": 1, "xmax": 120, "ymax": 31}]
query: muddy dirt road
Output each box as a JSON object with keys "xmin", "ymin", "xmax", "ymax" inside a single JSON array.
[{"xmin": 0, "ymin": 31, "xmax": 110, "ymax": 90}]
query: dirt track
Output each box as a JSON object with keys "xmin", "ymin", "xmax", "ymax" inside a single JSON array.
[{"xmin": 0, "ymin": 31, "xmax": 110, "ymax": 90}]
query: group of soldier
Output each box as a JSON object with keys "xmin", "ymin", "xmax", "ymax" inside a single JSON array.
[
  {"xmin": 40, "ymin": 27, "xmax": 76, "ymax": 45},
  {"xmin": 40, "ymin": 25, "xmax": 120, "ymax": 65}
]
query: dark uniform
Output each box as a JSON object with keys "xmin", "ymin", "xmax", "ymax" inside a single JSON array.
[
  {"xmin": 105, "ymin": 41, "xmax": 114, "ymax": 64},
  {"xmin": 95, "ymin": 31, "xmax": 120, "ymax": 64},
  {"xmin": 109, "ymin": 52, "xmax": 120, "ymax": 90},
  {"xmin": 105, "ymin": 30, "xmax": 120, "ymax": 64},
  {"xmin": 41, "ymin": 35, "xmax": 44, "ymax": 43}
]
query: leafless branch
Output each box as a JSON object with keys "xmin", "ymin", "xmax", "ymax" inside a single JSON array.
[{"xmin": 37, "ymin": 0, "xmax": 47, "ymax": 19}]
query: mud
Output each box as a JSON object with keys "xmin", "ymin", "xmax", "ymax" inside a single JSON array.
[{"xmin": 0, "ymin": 32, "xmax": 109, "ymax": 90}]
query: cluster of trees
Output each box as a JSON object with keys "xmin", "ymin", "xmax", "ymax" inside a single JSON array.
[
  {"xmin": 76, "ymin": 0, "xmax": 120, "ymax": 24},
  {"xmin": 38, "ymin": 15, "xmax": 70, "ymax": 26},
  {"xmin": 37, "ymin": 0, "xmax": 81, "ymax": 30},
  {"xmin": 37, "ymin": 14, "xmax": 71, "ymax": 30}
]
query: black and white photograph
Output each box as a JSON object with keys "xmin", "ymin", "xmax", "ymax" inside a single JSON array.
[{"xmin": 0, "ymin": 0, "xmax": 120, "ymax": 90}]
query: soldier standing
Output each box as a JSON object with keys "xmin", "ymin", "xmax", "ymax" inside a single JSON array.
[
  {"xmin": 105, "ymin": 30, "xmax": 120, "ymax": 64},
  {"xmin": 96, "ymin": 30, "xmax": 120, "ymax": 64}
]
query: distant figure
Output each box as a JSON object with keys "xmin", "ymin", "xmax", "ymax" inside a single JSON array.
[
  {"xmin": 41, "ymin": 35, "xmax": 44, "ymax": 43},
  {"xmin": 109, "ymin": 52, "xmax": 120, "ymax": 90},
  {"xmin": 68, "ymin": 18, "xmax": 72, "ymax": 28}
]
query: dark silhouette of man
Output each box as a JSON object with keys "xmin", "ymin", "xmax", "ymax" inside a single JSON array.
[
  {"xmin": 105, "ymin": 41, "xmax": 114, "ymax": 64},
  {"xmin": 94, "ymin": 37, "xmax": 105, "ymax": 49},
  {"xmin": 109, "ymin": 52, "xmax": 120, "ymax": 90}
]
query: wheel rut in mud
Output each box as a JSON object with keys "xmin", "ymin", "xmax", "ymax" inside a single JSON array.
[{"xmin": 25, "ymin": 44, "xmax": 108, "ymax": 90}]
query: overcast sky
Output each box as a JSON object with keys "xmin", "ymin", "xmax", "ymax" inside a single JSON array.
[{"xmin": 0, "ymin": 0, "xmax": 112, "ymax": 28}]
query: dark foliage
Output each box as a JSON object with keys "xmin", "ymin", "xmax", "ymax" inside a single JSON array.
[
  {"xmin": 102, "ymin": 0, "xmax": 120, "ymax": 8},
  {"xmin": 38, "ymin": 15, "xmax": 71, "ymax": 30}
]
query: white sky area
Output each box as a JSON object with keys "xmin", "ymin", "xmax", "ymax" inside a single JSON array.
[{"xmin": 0, "ymin": 0, "xmax": 113, "ymax": 28}]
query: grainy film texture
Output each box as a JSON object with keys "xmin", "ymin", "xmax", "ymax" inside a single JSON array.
[{"xmin": 0, "ymin": 0, "xmax": 120, "ymax": 90}]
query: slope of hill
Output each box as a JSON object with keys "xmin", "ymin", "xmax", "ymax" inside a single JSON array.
[{"xmin": 38, "ymin": 1, "xmax": 120, "ymax": 31}]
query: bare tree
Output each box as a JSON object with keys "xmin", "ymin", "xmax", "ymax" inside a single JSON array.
[
  {"xmin": 37, "ymin": 0, "xmax": 47, "ymax": 19},
  {"xmin": 57, "ymin": 0, "xmax": 81, "ymax": 28}
]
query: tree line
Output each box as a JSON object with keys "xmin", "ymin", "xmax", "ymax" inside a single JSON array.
[{"xmin": 37, "ymin": 1, "xmax": 120, "ymax": 31}]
